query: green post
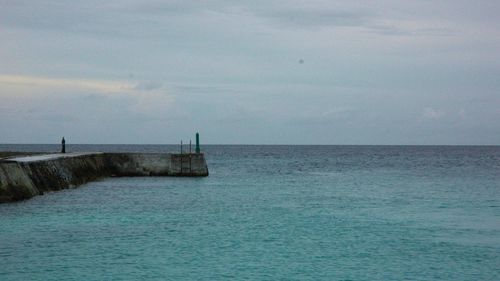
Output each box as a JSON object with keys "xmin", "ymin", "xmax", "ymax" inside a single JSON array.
[{"xmin": 195, "ymin": 132, "xmax": 200, "ymax": 153}]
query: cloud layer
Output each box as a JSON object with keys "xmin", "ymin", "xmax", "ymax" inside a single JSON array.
[{"xmin": 1, "ymin": 1, "xmax": 499, "ymax": 144}]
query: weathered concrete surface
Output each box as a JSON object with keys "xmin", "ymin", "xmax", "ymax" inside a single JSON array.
[
  {"xmin": 106, "ymin": 153, "xmax": 208, "ymax": 177},
  {"xmin": 0, "ymin": 153, "xmax": 111, "ymax": 202},
  {"xmin": 0, "ymin": 152, "xmax": 208, "ymax": 203},
  {"xmin": 0, "ymin": 161, "xmax": 39, "ymax": 202},
  {"xmin": 170, "ymin": 153, "xmax": 209, "ymax": 176},
  {"xmin": 0, "ymin": 152, "xmax": 42, "ymax": 159},
  {"xmin": 106, "ymin": 153, "xmax": 171, "ymax": 176}
]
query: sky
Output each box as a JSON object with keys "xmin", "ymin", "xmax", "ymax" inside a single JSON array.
[{"xmin": 1, "ymin": 0, "xmax": 499, "ymax": 145}]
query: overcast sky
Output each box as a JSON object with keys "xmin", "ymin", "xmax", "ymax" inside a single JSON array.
[{"xmin": 1, "ymin": 0, "xmax": 499, "ymax": 144}]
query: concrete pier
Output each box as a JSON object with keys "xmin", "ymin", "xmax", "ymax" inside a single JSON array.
[{"xmin": 0, "ymin": 152, "xmax": 208, "ymax": 203}]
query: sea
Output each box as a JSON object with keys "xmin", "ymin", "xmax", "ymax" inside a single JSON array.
[{"xmin": 1, "ymin": 144, "xmax": 499, "ymax": 280}]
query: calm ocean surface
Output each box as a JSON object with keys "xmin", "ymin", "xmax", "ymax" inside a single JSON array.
[{"xmin": 1, "ymin": 145, "xmax": 499, "ymax": 280}]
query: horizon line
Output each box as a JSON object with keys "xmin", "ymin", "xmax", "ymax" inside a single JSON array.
[{"xmin": 1, "ymin": 143, "xmax": 499, "ymax": 147}]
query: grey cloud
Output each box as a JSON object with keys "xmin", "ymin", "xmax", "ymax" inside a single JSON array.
[
  {"xmin": 35, "ymin": 113, "xmax": 80, "ymax": 123},
  {"xmin": 0, "ymin": 1, "xmax": 99, "ymax": 32},
  {"xmin": 134, "ymin": 81, "xmax": 163, "ymax": 91},
  {"xmin": 0, "ymin": 0, "xmax": 484, "ymax": 38},
  {"xmin": 255, "ymin": 8, "xmax": 370, "ymax": 28},
  {"xmin": 250, "ymin": 4, "xmax": 456, "ymax": 37},
  {"xmin": 121, "ymin": 0, "xmax": 212, "ymax": 15},
  {"xmin": 366, "ymin": 24, "xmax": 454, "ymax": 37}
]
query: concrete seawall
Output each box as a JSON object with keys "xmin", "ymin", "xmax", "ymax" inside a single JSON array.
[{"xmin": 0, "ymin": 152, "xmax": 208, "ymax": 203}]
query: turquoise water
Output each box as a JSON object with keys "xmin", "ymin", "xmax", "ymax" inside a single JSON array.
[{"xmin": 1, "ymin": 145, "xmax": 500, "ymax": 280}]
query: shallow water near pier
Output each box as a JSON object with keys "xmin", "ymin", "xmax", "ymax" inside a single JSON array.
[{"xmin": 1, "ymin": 145, "xmax": 500, "ymax": 280}]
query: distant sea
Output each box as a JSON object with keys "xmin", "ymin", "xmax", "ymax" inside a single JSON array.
[{"xmin": 1, "ymin": 145, "xmax": 499, "ymax": 280}]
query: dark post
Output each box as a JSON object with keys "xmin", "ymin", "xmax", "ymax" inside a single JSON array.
[
  {"xmin": 195, "ymin": 132, "xmax": 200, "ymax": 154},
  {"xmin": 61, "ymin": 137, "xmax": 66, "ymax": 153},
  {"xmin": 180, "ymin": 140, "xmax": 183, "ymax": 154},
  {"xmin": 189, "ymin": 140, "xmax": 192, "ymax": 173}
]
